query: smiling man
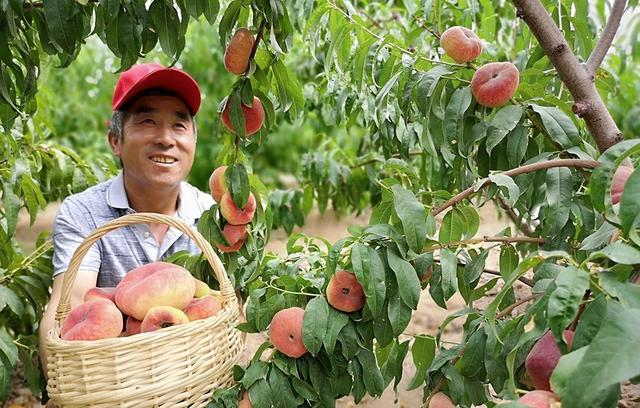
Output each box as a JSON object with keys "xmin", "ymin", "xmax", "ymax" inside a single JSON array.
[{"xmin": 38, "ymin": 63, "xmax": 214, "ymax": 388}]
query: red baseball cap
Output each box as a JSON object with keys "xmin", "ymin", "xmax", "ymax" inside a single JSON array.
[{"xmin": 112, "ymin": 62, "xmax": 201, "ymax": 115}]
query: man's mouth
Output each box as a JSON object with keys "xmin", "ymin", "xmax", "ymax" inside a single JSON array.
[{"xmin": 149, "ymin": 155, "xmax": 177, "ymax": 164}]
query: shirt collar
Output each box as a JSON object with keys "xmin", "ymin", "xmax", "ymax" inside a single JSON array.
[{"xmin": 107, "ymin": 170, "xmax": 201, "ymax": 223}]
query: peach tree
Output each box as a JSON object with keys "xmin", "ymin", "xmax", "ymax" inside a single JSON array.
[{"xmin": 0, "ymin": 0, "xmax": 639, "ymax": 407}]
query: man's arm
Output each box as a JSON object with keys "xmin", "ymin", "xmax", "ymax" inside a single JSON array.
[{"xmin": 39, "ymin": 270, "xmax": 98, "ymax": 378}]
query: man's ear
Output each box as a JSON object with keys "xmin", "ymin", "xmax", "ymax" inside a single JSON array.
[{"xmin": 107, "ymin": 131, "xmax": 121, "ymax": 157}]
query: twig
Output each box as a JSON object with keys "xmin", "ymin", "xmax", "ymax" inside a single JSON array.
[
  {"xmin": 432, "ymin": 159, "xmax": 599, "ymax": 216},
  {"xmin": 247, "ymin": 21, "xmax": 266, "ymax": 69},
  {"xmin": 496, "ymin": 197, "xmax": 536, "ymax": 237},
  {"xmin": 586, "ymin": 0, "xmax": 627, "ymax": 75},
  {"xmin": 496, "ymin": 294, "xmax": 540, "ymax": 318},
  {"xmin": 511, "ymin": 0, "xmax": 624, "ymax": 153},
  {"xmin": 568, "ymin": 289, "xmax": 591, "ymax": 331},
  {"xmin": 483, "ymin": 236, "xmax": 544, "ymax": 244},
  {"xmin": 432, "ymin": 257, "xmax": 534, "ymax": 287}
]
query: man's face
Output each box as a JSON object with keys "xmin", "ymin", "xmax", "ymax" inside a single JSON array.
[{"xmin": 109, "ymin": 95, "xmax": 196, "ymax": 191}]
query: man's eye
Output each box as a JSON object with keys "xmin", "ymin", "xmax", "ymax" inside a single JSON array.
[
  {"xmin": 142, "ymin": 118, "xmax": 155, "ymax": 124},
  {"xmin": 175, "ymin": 122, "xmax": 187, "ymax": 129}
]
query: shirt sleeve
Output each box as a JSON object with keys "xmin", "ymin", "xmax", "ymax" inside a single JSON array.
[{"xmin": 52, "ymin": 198, "xmax": 101, "ymax": 277}]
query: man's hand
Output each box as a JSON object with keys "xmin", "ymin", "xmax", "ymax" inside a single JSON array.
[{"xmin": 45, "ymin": 399, "xmax": 59, "ymax": 408}]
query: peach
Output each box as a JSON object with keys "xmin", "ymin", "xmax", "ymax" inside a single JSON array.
[
  {"xmin": 238, "ymin": 391, "xmax": 252, "ymax": 408},
  {"xmin": 428, "ymin": 392, "xmax": 455, "ymax": 408},
  {"xmin": 471, "ymin": 62, "xmax": 520, "ymax": 108},
  {"xmin": 517, "ymin": 390, "xmax": 560, "ymax": 408},
  {"xmin": 216, "ymin": 223, "xmax": 248, "ymax": 253},
  {"xmin": 60, "ymin": 299, "xmax": 123, "ymax": 341},
  {"xmin": 140, "ymin": 306, "xmax": 189, "ymax": 333},
  {"xmin": 440, "ymin": 26, "xmax": 483, "ymax": 63},
  {"xmin": 209, "ymin": 165, "xmax": 229, "ymax": 203},
  {"xmin": 221, "ymin": 96, "xmax": 265, "ymax": 137},
  {"xmin": 326, "ymin": 270, "xmax": 365, "ymax": 312},
  {"xmin": 83, "ymin": 287, "xmax": 116, "ymax": 303},
  {"xmin": 114, "ymin": 262, "xmax": 196, "ymax": 321},
  {"xmin": 612, "ymin": 165, "xmax": 633, "ymax": 205},
  {"xmin": 220, "ymin": 192, "xmax": 257, "ymax": 225},
  {"xmin": 194, "ymin": 278, "xmax": 212, "ymax": 298},
  {"xmin": 525, "ymin": 330, "xmax": 574, "ymax": 391},
  {"xmin": 224, "ymin": 28, "xmax": 255, "ymax": 75},
  {"xmin": 184, "ymin": 295, "xmax": 222, "ymax": 321},
  {"xmin": 268, "ymin": 307, "xmax": 307, "ymax": 358},
  {"xmin": 125, "ymin": 316, "xmax": 142, "ymax": 336}
]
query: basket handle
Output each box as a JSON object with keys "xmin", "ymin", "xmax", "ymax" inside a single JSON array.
[{"xmin": 55, "ymin": 212, "xmax": 235, "ymax": 323}]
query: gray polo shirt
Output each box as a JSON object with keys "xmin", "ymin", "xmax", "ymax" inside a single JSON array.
[{"xmin": 52, "ymin": 171, "xmax": 214, "ymax": 287}]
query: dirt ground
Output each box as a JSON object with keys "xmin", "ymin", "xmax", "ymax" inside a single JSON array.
[{"xmin": 6, "ymin": 203, "xmax": 640, "ymax": 407}]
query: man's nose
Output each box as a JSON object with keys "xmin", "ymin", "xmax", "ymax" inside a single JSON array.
[{"xmin": 155, "ymin": 125, "xmax": 176, "ymax": 146}]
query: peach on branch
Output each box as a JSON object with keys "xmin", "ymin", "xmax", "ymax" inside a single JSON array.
[
  {"xmin": 326, "ymin": 270, "xmax": 365, "ymax": 312},
  {"xmin": 517, "ymin": 390, "xmax": 560, "ymax": 408},
  {"xmin": 140, "ymin": 306, "xmax": 189, "ymax": 333},
  {"xmin": 611, "ymin": 165, "xmax": 634, "ymax": 205},
  {"xmin": 60, "ymin": 299, "xmax": 123, "ymax": 341},
  {"xmin": 83, "ymin": 287, "xmax": 116, "ymax": 303},
  {"xmin": 220, "ymin": 192, "xmax": 257, "ymax": 225},
  {"xmin": 194, "ymin": 278, "xmax": 212, "ymax": 298},
  {"xmin": 224, "ymin": 28, "xmax": 255, "ymax": 75},
  {"xmin": 525, "ymin": 330, "xmax": 574, "ymax": 391},
  {"xmin": 209, "ymin": 165, "xmax": 229, "ymax": 203},
  {"xmin": 471, "ymin": 62, "xmax": 520, "ymax": 108},
  {"xmin": 221, "ymin": 96, "xmax": 265, "ymax": 137},
  {"xmin": 268, "ymin": 307, "xmax": 307, "ymax": 358},
  {"xmin": 216, "ymin": 223, "xmax": 249, "ymax": 253},
  {"xmin": 183, "ymin": 295, "xmax": 222, "ymax": 321},
  {"xmin": 428, "ymin": 392, "xmax": 455, "ymax": 408},
  {"xmin": 124, "ymin": 316, "xmax": 142, "ymax": 336},
  {"xmin": 440, "ymin": 26, "xmax": 483, "ymax": 63},
  {"xmin": 114, "ymin": 261, "xmax": 196, "ymax": 321}
]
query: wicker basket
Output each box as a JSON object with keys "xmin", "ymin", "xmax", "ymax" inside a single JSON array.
[{"xmin": 45, "ymin": 213, "xmax": 244, "ymax": 407}]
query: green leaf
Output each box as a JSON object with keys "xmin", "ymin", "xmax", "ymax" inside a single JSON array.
[
  {"xmin": 0, "ymin": 285, "xmax": 22, "ymax": 316},
  {"xmin": 323, "ymin": 307, "xmax": 348, "ymax": 355},
  {"xmin": 459, "ymin": 329, "xmax": 487, "ymax": 377},
  {"xmin": 562, "ymin": 305, "xmax": 640, "ymax": 408},
  {"xmin": 585, "ymin": 242, "xmax": 640, "ymax": 265},
  {"xmin": 380, "ymin": 340, "xmax": 410, "ymax": 391},
  {"xmin": 302, "ymin": 297, "xmax": 329, "ymax": 356},
  {"xmin": 547, "ymin": 266, "xmax": 589, "ymax": 340},
  {"xmin": 2, "ymin": 181, "xmax": 21, "ymax": 237},
  {"xmin": 386, "ymin": 248, "xmax": 420, "ymax": 309},
  {"xmin": 463, "ymin": 249, "xmax": 490, "ymax": 283},
  {"xmin": 0, "ymin": 328, "xmax": 18, "ymax": 369},
  {"xmin": 44, "ymin": 0, "xmax": 79, "ymax": 54},
  {"xmin": 486, "ymin": 105, "xmax": 524, "ymax": 154},
  {"xmin": 351, "ymin": 243, "xmax": 386, "ymax": 318},
  {"xmin": 439, "ymin": 209, "xmax": 464, "ymax": 244},
  {"xmin": 545, "ymin": 167, "xmax": 572, "ymax": 233},
  {"xmin": 488, "ymin": 174, "xmax": 520, "ymax": 206},
  {"xmin": 218, "ymin": 0, "xmax": 242, "ymax": 47},
  {"xmin": 506, "ymin": 125, "xmax": 529, "ymax": 167},
  {"xmin": 242, "ymin": 360, "xmax": 269, "ymax": 389},
  {"xmin": 499, "ymin": 245, "xmax": 519, "ymax": 280},
  {"xmin": 458, "ymin": 206, "xmax": 480, "ymax": 239},
  {"xmin": 439, "ymin": 248, "xmax": 459, "ymax": 299},
  {"xmin": 248, "ymin": 378, "xmax": 272, "ymax": 408},
  {"xmin": 357, "ymin": 349, "xmax": 385, "ymax": 397},
  {"xmin": 590, "ymin": 140, "xmax": 640, "ymax": 214},
  {"xmin": 620, "ymin": 168, "xmax": 640, "ymax": 237},
  {"xmin": 392, "ymin": 185, "xmax": 427, "ymax": 253},
  {"xmin": 149, "ymin": 0, "xmax": 183, "ymax": 61},
  {"xmin": 268, "ymin": 367, "xmax": 298, "ymax": 408},
  {"xmin": 227, "ymin": 163, "xmax": 250, "ymax": 209},
  {"xmin": 407, "ymin": 335, "xmax": 436, "ymax": 390},
  {"xmin": 444, "ymin": 87, "xmax": 473, "ymax": 143},
  {"xmin": 530, "ymin": 104, "xmax": 579, "ymax": 148}
]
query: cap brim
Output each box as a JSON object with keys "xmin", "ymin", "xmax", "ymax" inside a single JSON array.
[{"xmin": 113, "ymin": 68, "xmax": 201, "ymax": 115}]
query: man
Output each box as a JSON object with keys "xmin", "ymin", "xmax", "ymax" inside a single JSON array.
[{"xmin": 38, "ymin": 63, "xmax": 214, "ymax": 387}]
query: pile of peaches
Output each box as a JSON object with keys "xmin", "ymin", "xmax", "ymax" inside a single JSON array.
[{"xmin": 60, "ymin": 262, "xmax": 220, "ymax": 341}]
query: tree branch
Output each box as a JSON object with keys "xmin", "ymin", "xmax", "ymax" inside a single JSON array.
[
  {"xmin": 511, "ymin": 0, "xmax": 624, "ymax": 153},
  {"xmin": 586, "ymin": 0, "xmax": 627, "ymax": 75},
  {"xmin": 432, "ymin": 159, "xmax": 599, "ymax": 216},
  {"xmin": 497, "ymin": 294, "xmax": 541, "ymax": 319},
  {"xmin": 496, "ymin": 197, "xmax": 536, "ymax": 237},
  {"xmin": 432, "ymin": 257, "xmax": 534, "ymax": 287}
]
